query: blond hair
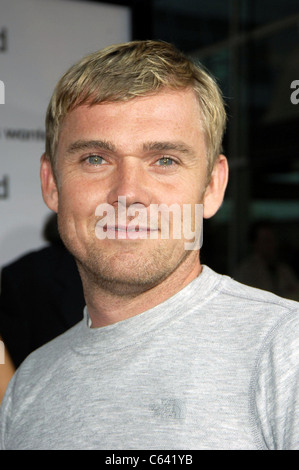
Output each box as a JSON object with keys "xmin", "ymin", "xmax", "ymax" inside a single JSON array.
[{"xmin": 45, "ymin": 40, "xmax": 226, "ymax": 177}]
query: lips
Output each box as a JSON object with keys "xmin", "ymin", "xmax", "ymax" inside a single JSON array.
[
  {"xmin": 96, "ymin": 224, "xmax": 159, "ymax": 240},
  {"xmin": 105, "ymin": 225, "xmax": 157, "ymax": 232}
]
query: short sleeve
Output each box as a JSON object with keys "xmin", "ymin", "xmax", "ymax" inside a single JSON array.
[{"xmin": 250, "ymin": 311, "xmax": 299, "ymax": 450}]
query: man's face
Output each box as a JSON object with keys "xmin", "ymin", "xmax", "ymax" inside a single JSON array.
[{"xmin": 43, "ymin": 89, "xmax": 216, "ymax": 295}]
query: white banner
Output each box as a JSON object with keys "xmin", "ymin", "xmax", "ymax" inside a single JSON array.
[{"xmin": 0, "ymin": 0, "xmax": 131, "ymax": 268}]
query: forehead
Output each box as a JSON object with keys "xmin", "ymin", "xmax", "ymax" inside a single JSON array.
[{"xmin": 57, "ymin": 88, "xmax": 205, "ymax": 153}]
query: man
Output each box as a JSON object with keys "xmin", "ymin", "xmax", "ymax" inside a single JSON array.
[{"xmin": 0, "ymin": 40, "xmax": 298, "ymax": 450}]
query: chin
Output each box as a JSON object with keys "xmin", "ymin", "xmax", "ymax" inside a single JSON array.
[{"xmin": 78, "ymin": 241, "xmax": 191, "ymax": 295}]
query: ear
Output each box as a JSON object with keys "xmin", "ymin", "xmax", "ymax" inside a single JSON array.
[
  {"xmin": 203, "ymin": 154, "xmax": 229, "ymax": 219},
  {"xmin": 40, "ymin": 153, "xmax": 59, "ymax": 212}
]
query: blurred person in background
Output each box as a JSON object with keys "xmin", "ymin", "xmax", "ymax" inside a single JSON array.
[{"xmin": 235, "ymin": 221, "xmax": 299, "ymax": 301}]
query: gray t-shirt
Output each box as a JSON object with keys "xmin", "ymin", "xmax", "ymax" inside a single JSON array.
[{"xmin": 0, "ymin": 265, "xmax": 298, "ymax": 450}]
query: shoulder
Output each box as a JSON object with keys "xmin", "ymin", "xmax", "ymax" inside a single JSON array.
[
  {"xmin": 12, "ymin": 318, "xmax": 83, "ymax": 384},
  {"xmin": 207, "ymin": 269, "xmax": 299, "ymax": 449},
  {"xmin": 0, "ymin": 319, "xmax": 83, "ymax": 449},
  {"xmin": 202, "ymin": 265, "xmax": 299, "ymax": 347},
  {"xmin": 215, "ymin": 268, "xmax": 299, "ymax": 317}
]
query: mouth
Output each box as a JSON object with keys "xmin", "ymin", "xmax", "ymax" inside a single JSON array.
[
  {"xmin": 97, "ymin": 225, "xmax": 159, "ymax": 240},
  {"xmin": 110, "ymin": 225, "xmax": 155, "ymax": 231}
]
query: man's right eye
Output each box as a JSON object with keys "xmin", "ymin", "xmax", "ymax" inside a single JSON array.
[{"xmin": 86, "ymin": 155, "xmax": 105, "ymax": 165}]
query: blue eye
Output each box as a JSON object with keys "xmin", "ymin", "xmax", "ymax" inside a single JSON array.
[
  {"xmin": 157, "ymin": 157, "xmax": 174, "ymax": 167},
  {"xmin": 87, "ymin": 155, "xmax": 104, "ymax": 165}
]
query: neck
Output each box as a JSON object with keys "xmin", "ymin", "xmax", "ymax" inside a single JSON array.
[{"xmin": 79, "ymin": 255, "xmax": 202, "ymax": 328}]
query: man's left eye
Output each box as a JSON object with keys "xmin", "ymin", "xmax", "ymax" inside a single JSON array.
[{"xmin": 156, "ymin": 157, "xmax": 175, "ymax": 167}]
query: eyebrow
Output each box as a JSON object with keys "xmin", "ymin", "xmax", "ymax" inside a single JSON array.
[
  {"xmin": 66, "ymin": 139, "xmax": 116, "ymax": 154},
  {"xmin": 143, "ymin": 141, "xmax": 196, "ymax": 156},
  {"xmin": 65, "ymin": 139, "xmax": 196, "ymax": 157}
]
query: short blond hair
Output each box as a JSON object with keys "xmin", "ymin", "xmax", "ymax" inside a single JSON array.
[{"xmin": 45, "ymin": 40, "xmax": 226, "ymax": 177}]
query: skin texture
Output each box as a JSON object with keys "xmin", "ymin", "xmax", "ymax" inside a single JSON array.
[{"xmin": 41, "ymin": 88, "xmax": 228, "ymax": 327}]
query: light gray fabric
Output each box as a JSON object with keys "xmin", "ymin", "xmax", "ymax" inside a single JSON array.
[{"xmin": 0, "ymin": 265, "xmax": 298, "ymax": 450}]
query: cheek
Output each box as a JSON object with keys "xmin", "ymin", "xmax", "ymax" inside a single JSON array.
[
  {"xmin": 171, "ymin": 177, "xmax": 205, "ymax": 205},
  {"xmin": 58, "ymin": 176, "xmax": 104, "ymax": 218},
  {"xmin": 176, "ymin": 164, "xmax": 207, "ymax": 200},
  {"xmin": 57, "ymin": 185, "xmax": 97, "ymax": 250}
]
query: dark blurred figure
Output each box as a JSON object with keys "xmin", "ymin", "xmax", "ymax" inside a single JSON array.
[
  {"xmin": 234, "ymin": 221, "xmax": 299, "ymax": 300},
  {"xmin": 0, "ymin": 213, "xmax": 85, "ymax": 368}
]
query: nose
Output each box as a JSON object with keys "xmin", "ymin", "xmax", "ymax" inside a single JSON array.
[{"xmin": 106, "ymin": 156, "xmax": 152, "ymax": 209}]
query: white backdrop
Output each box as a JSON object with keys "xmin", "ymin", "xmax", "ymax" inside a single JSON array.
[{"xmin": 0, "ymin": 0, "xmax": 131, "ymax": 269}]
